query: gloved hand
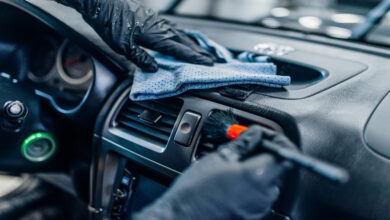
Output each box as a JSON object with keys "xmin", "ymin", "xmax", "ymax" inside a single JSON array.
[
  {"xmin": 56, "ymin": 0, "xmax": 215, "ymax": 72},
  {"xmin": 133, "ymin": 125, "xmax": 296, "ymax": 220}
]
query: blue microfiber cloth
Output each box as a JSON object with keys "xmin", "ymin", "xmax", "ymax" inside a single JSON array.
[{"xmin": 130, "ymin": 31, "xmax": 291, "ymax": 101}]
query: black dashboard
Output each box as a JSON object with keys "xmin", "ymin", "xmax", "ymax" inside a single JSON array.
[
  {"xmin": 28, "ymin": 37, "xmax": 93, "ymax": 111},
  {"xmin": 1, "ymin": 0, "xmax": 390, "ymax": 220}
]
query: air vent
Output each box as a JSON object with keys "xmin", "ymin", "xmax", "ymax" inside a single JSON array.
[
  {"xmin": 195, "ymin": 137, "xmax": 217, "ymax": 159},
  {"xmin": 115, "ymin": 98, "xmax": 183, "ymax": 148}
]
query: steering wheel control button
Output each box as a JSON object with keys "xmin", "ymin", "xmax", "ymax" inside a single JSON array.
[
  {"xmin": 2, "ymin": 101, "xmax": 28, "ymax": 131},
  {"xmin": 21, "ymin": 132, "xmax": 56, "ymax": 162},
  {"xmin": 174, "ymin": 112, "xmax": 201, "ymax": 146}
]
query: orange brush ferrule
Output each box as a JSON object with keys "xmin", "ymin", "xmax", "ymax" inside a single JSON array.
[{"xmin": 226, "ymin": 124, "xmax": 248, "ymax": 140}]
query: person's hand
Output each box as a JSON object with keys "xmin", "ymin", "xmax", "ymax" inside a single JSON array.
[
  {"xmin": 133, "ymin": 125, "xmax": 296, "ymax": 220},
  {"xmin": 56, "ymin": 0, "xmax": 215, "ymax": 72}
]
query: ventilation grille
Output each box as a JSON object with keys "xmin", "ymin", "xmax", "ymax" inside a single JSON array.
[{"xmin": 115, "ymin": 98, "xmax": 183, "ymax": 148}]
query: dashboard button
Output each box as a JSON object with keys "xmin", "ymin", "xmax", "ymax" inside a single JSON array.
[
  {"xmin": 113, "ymin": 188, "xmax": 128, "ymax": 202},
  {"xmin": 2, "ymin": 100, "xmax": 28, "ymax": 131},
  {"xmin": 21, "ymin": 132, "xmax": 56, "ymax": 162},
  {"xmin": 174, "ymin": 112, "xmax": 201, "ymax": 146},
  {"xmin": 4, "ymin": 100, "xmax": 27, "ymax": 120}
]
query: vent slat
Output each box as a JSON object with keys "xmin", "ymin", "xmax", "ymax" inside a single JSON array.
[
  {"xmin": 134, "ymin": 101, "xmax": 180, "ymax": 118},
  {"xmin": 115, "ymin": 98, "xmax": 183, "ymax": 148},
  {"xmin": 123, "ymin": 107, "xmax": 176, "ymax": 127},
  {"xmin": 125, "ymin": 105, "xmax": 144, "ymax": 115},
  {"xmin": 118, "ymin": 114, "xmax": 172, "ymax": 134},
  {"xmin": 118, "ymin": 120, "xmax": 170, "ymax": 142},
  {"xmin": 159, "ymin": 116, "xmax": 176, "ymax": 127},
  {"xmin": 151, "ymin": 99, "xmax": 182, "ymax": 111}
]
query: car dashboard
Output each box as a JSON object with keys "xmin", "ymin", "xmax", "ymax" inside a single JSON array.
[
  {"xmin": 1, "ymin": 0, "xmax": 390, "ymax": 220},
  {"xmin": 27, "ymin": 36, "xmax": 93, "ymax": 110}
]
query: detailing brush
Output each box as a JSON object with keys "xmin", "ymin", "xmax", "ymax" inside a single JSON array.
[
  {"xmin": 203, "ymin": 110, "xmax": 248, "ymax": 141},
  {"xmin": 203, "ymin": 110, "xmax": 350, "ymax": 184}
]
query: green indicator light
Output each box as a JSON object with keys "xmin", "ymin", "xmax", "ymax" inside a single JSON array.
[{"xmin": 21, "ymin": 132, "xmax": 56, "ymax": 162}]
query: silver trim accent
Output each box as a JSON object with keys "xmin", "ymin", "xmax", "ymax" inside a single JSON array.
[
  {"xmin": 56, "ymin": 40, "xmax": 93, "ymax": 85},
  {"xmin": 102, "ymin": 137, "xmax": 181, "ymax": 175},
  {"xmin": 34, "ymin": 86, "xmax": 92, "ymax": 114},
  {"xmin": 253, "ymin": 42, "xmax": 295, "ymax": 56},
  {"xmin": 109, "ymin": 128, "xmax": 165, "ymax": 153},
  {"xmin": 88, "ymin": 205, "xmax": 103, "ymax": 214}
]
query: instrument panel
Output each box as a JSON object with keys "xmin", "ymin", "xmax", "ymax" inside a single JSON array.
[
  {"xmin": 59, "ymin": 42, "xmax": 93, "ymax": 86},
  {"xmin": 27, "ymin": 37, "xmax": 93, "ymax": 110}
]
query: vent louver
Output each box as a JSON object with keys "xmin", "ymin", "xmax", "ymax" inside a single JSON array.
[{"xmin": 115, "ymin": 98, "xmax": 183, "ymax": 148}]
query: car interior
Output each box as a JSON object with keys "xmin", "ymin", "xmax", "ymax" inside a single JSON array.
[{"xmin": 0, "ymin": 0, "xmax": 390, "ymax": 219}]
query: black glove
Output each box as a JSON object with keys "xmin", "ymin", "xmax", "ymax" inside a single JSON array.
[
  {"xmin": 132, "ymin": 125, "xmax": 296, "ymax": 220},
  {"xmin": 56, "ymin": 0, "xmax": 215, "ymax": 72}
]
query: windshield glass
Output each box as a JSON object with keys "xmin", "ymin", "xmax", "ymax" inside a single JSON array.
[{"xmin": 140, "ymin": 0, "xmax": 390, "ymax": 47}]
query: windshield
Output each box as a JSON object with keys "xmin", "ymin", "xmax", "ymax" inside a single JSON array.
[{"xmin": 140, "ymin": 0, "xmax": 390, "ymax": 47}]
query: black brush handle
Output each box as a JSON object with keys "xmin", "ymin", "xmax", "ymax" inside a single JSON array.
[{"xmin": 262, "ymin": 140, "xmax": 349, "ymax": 184}]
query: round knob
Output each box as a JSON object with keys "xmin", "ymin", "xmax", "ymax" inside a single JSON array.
[
  {"xmin": 113, "ymin": 188, "xmax": 128, "ymax": 202},
  {"xmin": 21, "ymin": 132, "xmax": 56, "ymax": 162},
  {"xmin": 3, "ymin": 101, "xmax": 27, "ymax": 121}
]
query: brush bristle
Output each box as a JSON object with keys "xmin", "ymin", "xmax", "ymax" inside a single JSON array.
[{"xmin": 203, "ymin": 109, "xmax": 239, "ymax": 142}]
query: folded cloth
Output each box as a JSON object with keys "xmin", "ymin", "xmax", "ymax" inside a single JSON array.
[{"xmin": 130, "ymin": 31, "xmax": 291, "ymax": 101}]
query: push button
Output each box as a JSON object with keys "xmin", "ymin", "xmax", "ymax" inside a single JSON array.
[
  {"xmin": 4, "ymin": 100, "xmax": 27, "ymax": 120},
  {"xmin": 2, "ymin": 100, "xmax": 28, "ymax": 131},
  {"xmin": 174, "ymin": 112, "xmax": 201, "ymax": 146}
]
